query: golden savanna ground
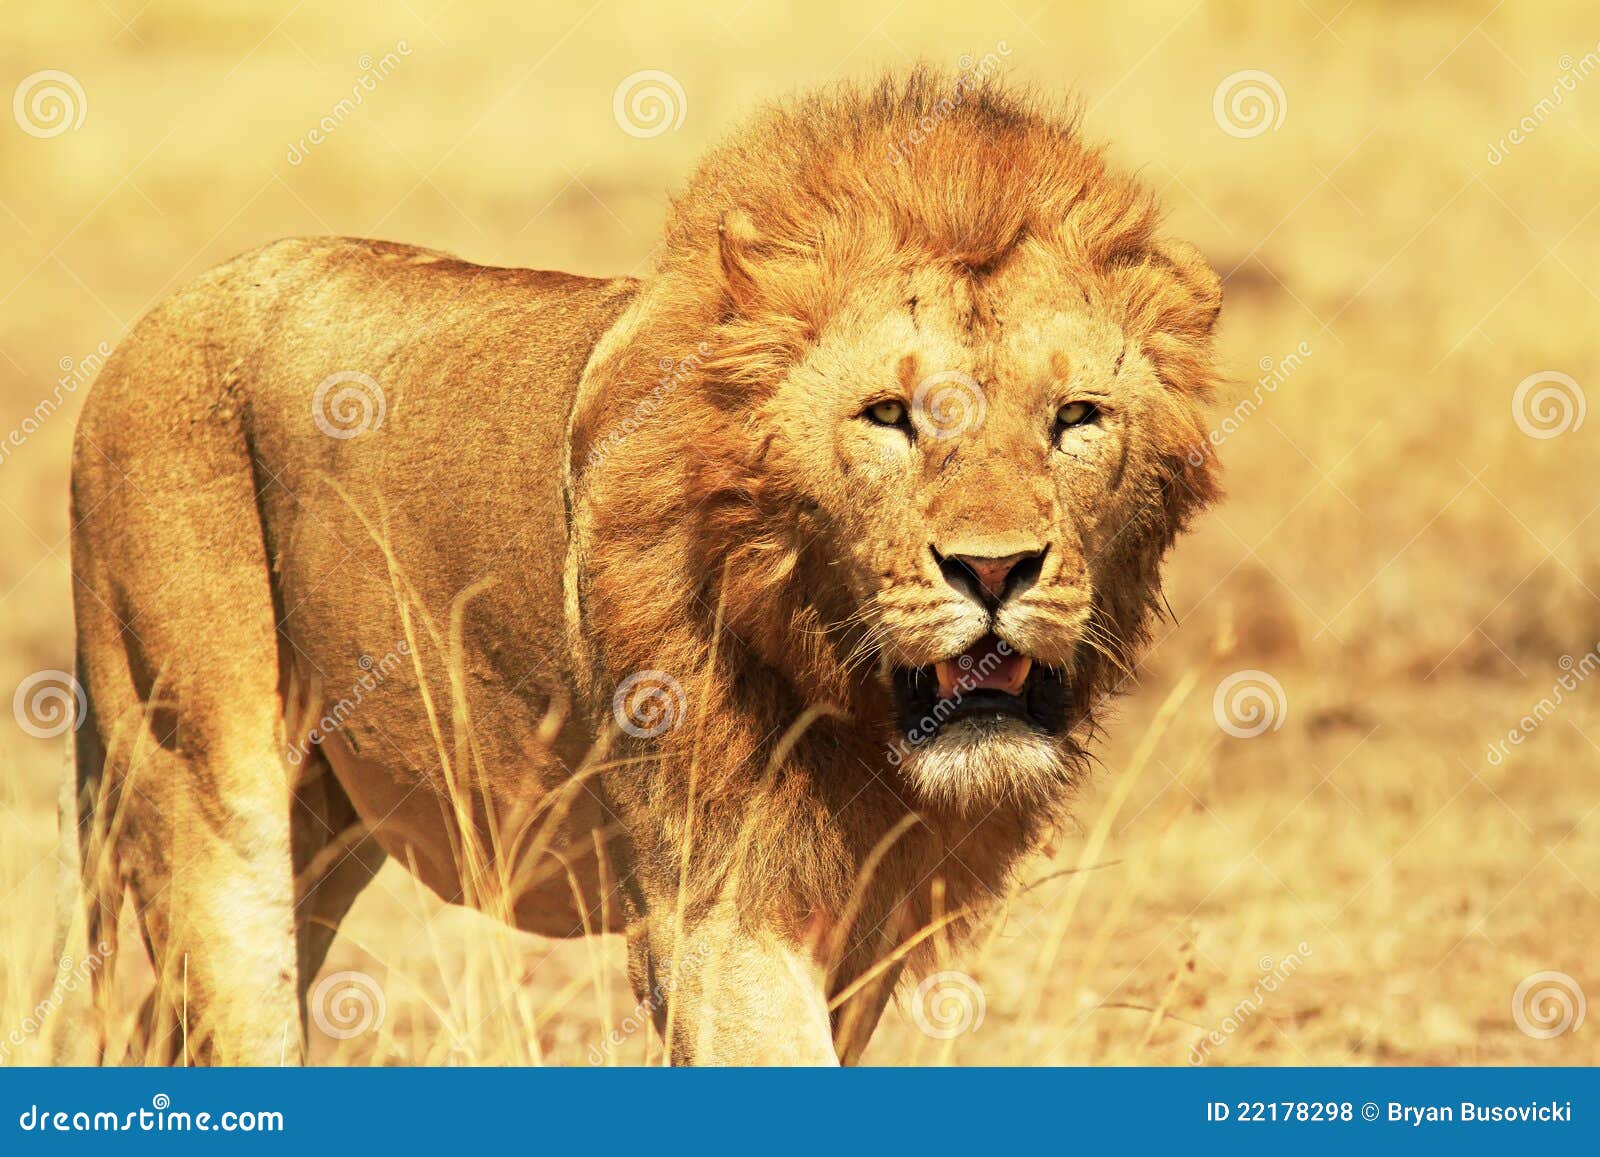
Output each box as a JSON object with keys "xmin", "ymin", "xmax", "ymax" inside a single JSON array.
[{"xmin": 2, "ymin": 0, "xmax": 1597, "ymax": 1064}]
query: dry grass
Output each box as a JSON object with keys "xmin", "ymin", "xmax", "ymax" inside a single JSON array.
[{"xmin": 3, "ymin": 0, "xmax": 1598, "ymax": 1065}]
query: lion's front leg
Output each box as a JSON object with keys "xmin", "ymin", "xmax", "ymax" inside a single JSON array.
[{"xmin": 627, "ymin": 901, "xmax": 837, "ymax": 1065}]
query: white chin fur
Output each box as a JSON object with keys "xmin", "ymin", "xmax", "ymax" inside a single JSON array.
[{"xmin": 890, "ymin": 717, "xmax": 1070, "ymax": 813}]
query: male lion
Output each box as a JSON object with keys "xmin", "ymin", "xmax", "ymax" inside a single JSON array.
[{"xmin": 69, "ymin": 72, "xmax": 1221, "ymax": 1065}]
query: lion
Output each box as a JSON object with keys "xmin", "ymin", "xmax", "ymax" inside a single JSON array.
[{"xmin": 67, "ymin": 71, "xmax": 1221, "ymax": 1065}]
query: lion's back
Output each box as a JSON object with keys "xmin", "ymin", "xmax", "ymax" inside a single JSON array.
[{"xmin": 75, "ymin": 236, "xmax": 636, "ymax": 494}]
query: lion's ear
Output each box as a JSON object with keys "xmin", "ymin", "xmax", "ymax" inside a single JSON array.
[
  {"xmin": 718, "ymin": 209, "xmax": 762, "ymax": 311},
  {"xmin": 1154, "ymin": 239, "xmax": 1222, "ymax": 335}
]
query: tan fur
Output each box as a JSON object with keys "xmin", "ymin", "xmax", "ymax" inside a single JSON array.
[{"xmin": 70, "ymin": 72, "xmax": 1220, "ymax": 1065}]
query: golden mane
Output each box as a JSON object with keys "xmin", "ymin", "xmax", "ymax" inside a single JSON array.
[
  {"xmin": 629, "ymin": 69, "xmax": 1220, "ymax": 405},
  {"xmin": 569, "ymin": 70, "xmax": 1225, "ymax": 952}
]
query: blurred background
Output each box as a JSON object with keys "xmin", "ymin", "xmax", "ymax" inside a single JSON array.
[{"xmin": 2, "ymin": 0, "xmax": 1597, "ymax": 1064}]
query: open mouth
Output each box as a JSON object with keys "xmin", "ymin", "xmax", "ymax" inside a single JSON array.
[{"xmin": 891, "ymin": 633, "xmax": 1069, "ymax": 741}]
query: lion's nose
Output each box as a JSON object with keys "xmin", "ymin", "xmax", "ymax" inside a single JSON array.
[{"xmin": 935, "ymin": 546, "xmax": 1047, "ymax": 609}]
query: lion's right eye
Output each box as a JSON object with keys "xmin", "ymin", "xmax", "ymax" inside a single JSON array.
[{"xmin": 865, "ymin": 399, "xmax": 909, "ymax": 427}]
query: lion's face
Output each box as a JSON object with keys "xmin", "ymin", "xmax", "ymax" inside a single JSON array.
[
  {"xmin": 574, "ymin": 81, "xmax": 1221, "ymax": 820},
  {"xmin": 755, "ymin": 250, "xmax": 1209, "ymax": 808}
]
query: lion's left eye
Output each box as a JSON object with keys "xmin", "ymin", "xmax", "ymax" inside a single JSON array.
[
  {"xmin": 1056, "ymin": 401, "xmax": 1099, "ymax": 428},
  {"xmin": 866, "ymin": 399, "xmax": 908, "ymax": 427}
]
